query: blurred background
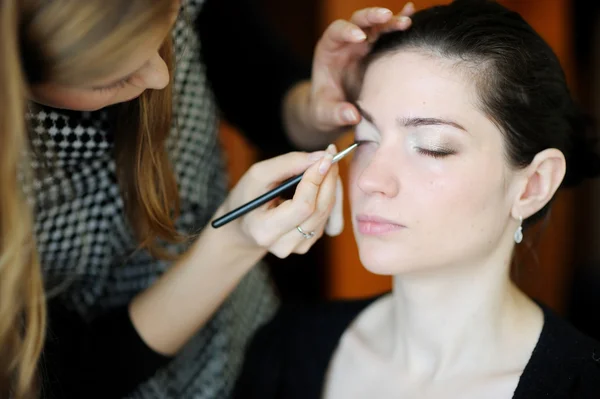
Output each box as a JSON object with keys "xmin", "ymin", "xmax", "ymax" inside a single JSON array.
[{"xmin": 219, "ymin": 0, "xmax": 600, "ymax": 340}]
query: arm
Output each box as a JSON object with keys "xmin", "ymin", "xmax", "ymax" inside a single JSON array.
[
  {"xmin": 42, "ymin": 219, "xmax": 265, "ymax": 399},
  {"xmin": 129, "ymin": 143, "xmax": 342, "ymax": 355},
  {"xmin": 128, "ymin": 216, "xmax": 266, "ymax": 355},
  {"xmin": 42, "ymin": 147, "xmax": 339, "ymax": 398}
]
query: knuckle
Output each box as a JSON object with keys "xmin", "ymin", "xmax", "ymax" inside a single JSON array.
[
  {"xmin": 331, "ymin": 19, "xmax": 348, "ymax": 32},
  {"xmin": 295, "ymin": 245, "xmax": 310, "ymax": 255},
  {"xmin": 247, "ymin": 163, "xmax": 263, "ymax": 179},
  {"xmin": 291, "ymin": 151, "xmax": 305, "ymax": 161},
  {"xmin": 322, "ymin": 207, "xmax": 334, "ymax": 222},
  {"xmin": 297, "ymin": 200, "xmax": 316, "ymax": 219},
  {"xmin": 318, "ymin": 192, "xmax": 337, "ymax": 216},
  {"xmin": 369, "ymin": 7, "xmax": 381, "ymax": 18},
  {"xmin": 315, "ymin": 204, "xmax": 330, "ymax": 221},
  {"xmin": 315, "ymin": 228, "xmax": 324, "ymax": 240},
  {"xmin": 314, "ymin": 105, "xmax": 330, "ymax": 124},
  {"xmin": 252, "ymin": 228, "xmax": 272, "ymax": 248},
  {"xmin": 271, "ymin": 247, "xmax": 290, "ymax": 259}
]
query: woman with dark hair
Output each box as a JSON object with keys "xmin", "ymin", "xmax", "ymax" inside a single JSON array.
[{"xmin": 234, "ymin": 1, "xmax": 600, "ymax": 398}]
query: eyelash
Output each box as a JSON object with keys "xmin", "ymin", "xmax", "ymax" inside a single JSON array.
[
  {"xmin": 93, "ymin": 79, "xmax": 128, "ymax": 92},
  {"xmin": 416, "ymin": 148, "xmax": 456, "ymax": 159},
  {"xmin": 354, "ymin": 140, "xmax": 456, "ymax": 159}
]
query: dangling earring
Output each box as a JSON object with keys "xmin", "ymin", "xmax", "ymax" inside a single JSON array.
[{"xmin": 514, "ymin": 216, "xmax": 523, "ymax": 244}]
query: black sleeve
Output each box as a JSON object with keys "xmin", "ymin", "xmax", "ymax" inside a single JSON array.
[
  {"xmin": 196, "ymin": 0, "xmax": 312, "ymax": 156},
  {"xmin": 41, "ymin": 299, "xmax": 173, "ymax": 399},
  {"xmin": 232, "ymin": 308, "xmax": 288, "ymax": 399}
]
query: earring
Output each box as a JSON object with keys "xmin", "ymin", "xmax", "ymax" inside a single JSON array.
[{"xmin": 514, "ymin": 216, "xmax": 523, "ymax": 244}]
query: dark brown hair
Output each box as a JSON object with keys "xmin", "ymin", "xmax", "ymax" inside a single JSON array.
[{"xmin": 352, "ymin": 0, "xmax": 600, "ymax": 227}]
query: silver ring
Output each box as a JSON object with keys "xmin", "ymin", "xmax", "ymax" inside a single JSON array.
[{"xmin": 296, "ymin": 225, "xmax": 315, "ymax": 240}]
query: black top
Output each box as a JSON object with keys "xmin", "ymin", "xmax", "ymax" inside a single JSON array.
[
  {"xmin": 233, "ymin": 298, "xmax": 600, "ymax": 399},
  {"xmin": 39, "ymin": 0, "xmax": 309, "ymax": 397}
]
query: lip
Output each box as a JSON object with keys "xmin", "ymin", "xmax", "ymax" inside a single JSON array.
[{"xmin": 355, "ymin": 214, "xmax": 405, "ymax": 235}]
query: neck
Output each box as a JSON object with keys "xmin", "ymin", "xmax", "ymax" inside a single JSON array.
[{"xmin": 387, "ymin": 255, "xmax": 541, "ymax": 380}]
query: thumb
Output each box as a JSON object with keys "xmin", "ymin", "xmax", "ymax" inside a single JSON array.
[{"xmin": 313, "ymin": 96, "xmax": 361, "ymax": 129}]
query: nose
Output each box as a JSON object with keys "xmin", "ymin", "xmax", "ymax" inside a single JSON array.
[
  {"xmin": 356, "ymin": 148, "xmax": 400, "ymax": 198},
  {"xmin": 138, "ymin": 52, "xmax": 170, "ymax": 90}
]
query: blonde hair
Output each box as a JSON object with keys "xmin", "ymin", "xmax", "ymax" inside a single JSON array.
[{"xmin": 1, "ymin": 0, "xmax": 180, "ymax": 396}]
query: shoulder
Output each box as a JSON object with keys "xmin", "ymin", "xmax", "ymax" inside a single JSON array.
[
  {"xmin": 516, "ymin": 303, "xmax": 600, "ymax": 398},
  {"xmin": 270, "ymin": 298, "xmax": 381, "ymax": 348},
  {"xmin": 542, "ymin": 305, "xmax": 600, "ymax": 396},
  {"xmin": 246, "ymin": 298, "xmax": 378, "ymax": 361},
  {"xmin": 540, "ymin": 303, "xmax": 600, "ymax": 364},
  {"xmin": 232, "ymin": 297, "xmax": 379, "ymax": 399}
]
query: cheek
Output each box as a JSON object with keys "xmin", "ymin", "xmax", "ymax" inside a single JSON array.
[{"xmin": 422, "ymin": 160, "xmax": 510, "ymax": 244}]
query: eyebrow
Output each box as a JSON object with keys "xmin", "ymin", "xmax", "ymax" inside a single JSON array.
[{"xmin": 354, "ymin": 102, "xmax": 469, "ymax": 134}]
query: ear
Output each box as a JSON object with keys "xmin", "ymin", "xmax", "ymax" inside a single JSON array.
[{"xmin": 511, "ymin": 149, "xmax": 566, "ymax": 220}]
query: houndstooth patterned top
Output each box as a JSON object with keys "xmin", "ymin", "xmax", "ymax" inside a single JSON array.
[{"xmin": 29, "ymin": 0, "xmax": 310, "ymax": 397}]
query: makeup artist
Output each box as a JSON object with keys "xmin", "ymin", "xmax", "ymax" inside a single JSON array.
[{"xmin": 0, "ymin": 0, "xmax": 415, "ymax": 398}]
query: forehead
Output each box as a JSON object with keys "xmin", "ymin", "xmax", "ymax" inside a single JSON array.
[{"xmin": 359, "ymin": 50, "xmax": 482, "ymax": 123}]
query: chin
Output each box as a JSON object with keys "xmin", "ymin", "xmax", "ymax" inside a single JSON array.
[{"xmin": 357, "ymin": 244, "xmax": 410, "ymax": 276}]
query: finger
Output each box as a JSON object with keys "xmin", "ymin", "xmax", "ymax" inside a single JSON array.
[
  {"xmin": 365, "ymin": 14, "xmax": 411, "ymax": 45},
  {"xmin": 378, "ymin": 15, "xmax": 412, "ymax": 34},
  {"xmin": 269, "ymin": 220, "xmax": 323, "ymax": 258},
  {"xmin": 259, "ymin": 145, "xmax": 337, "ymax": 234},
  {"xmin": 293, "ymin": 222, "xmax": 325, "ymax": 255},
  {"xmin": 269, "ymin": 149, "xmax": 340, "ymax": 255},
  {"xmin": 307, "ymin": 155, "xmax": 339, "ymax": 227},
  {"xmin": 293, "ymin": 144, "xmax": 337, "ymax": 215},
  {"xmin": 350, "ymin": 7, "xmax": 394, "ymax": 29},
  {"xmin": 325, "ymin": 177, "xmax": 345, "ymax": 237},
  {"xmin": 269, "ymin": 215, "xmax": 326, "ymax": 257},
  {"xmin": 314, "ymin": 97, "xmax": 361, "ymax": 127},
  {"xmin": 289, "ymin": 155, "xmax": 340, "ymax": 252},
  {"xmin": 319, "ymin": 19, "xmax": 367, "ymax": 53},
  {"xmin": 400, "ymin": 2, "xmax": 416, "ymax": 17}
]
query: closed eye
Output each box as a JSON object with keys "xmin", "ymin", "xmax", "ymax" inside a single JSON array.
[
  {"xmin": 416, "ymin": 148, "xmax": 456, "ymax": 159},
  {"xmin": 92, "ymin": 78, "xmax": 129, "ymax": 92}
]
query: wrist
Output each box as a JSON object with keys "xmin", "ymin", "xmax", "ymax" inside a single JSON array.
[{"xmin": 196, "ymin": 206, "xmax": 267, "ymax": 271}]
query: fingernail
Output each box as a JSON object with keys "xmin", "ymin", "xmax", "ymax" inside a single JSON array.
[
  {"xmin": 405, "ymin": 2, "xmax": 414, "ymax": 11},
  {"xmin": 399, "ymin": 16, "xmax": 410, "ymax": 23},
  {"xmin": 377, "ymin": 8, "xmax": 392, "ymax": 16},
  {"xmin": 352, "ymin": 29, "xmax": 367, "ymax": 40},
  {"xmin": 327, "ymin": 144, "xmax": 337, "ymax": 154},
  {"xmin": 309, "ymin": 151, "xmax": 326, "ymax": 161},
  {"xmin": 319, "ymin": 154, "xmax": 333, "ymax": 175},
  {"xmin": 343, "ymin": 109, "xmax": 358, "ymax": 123}
]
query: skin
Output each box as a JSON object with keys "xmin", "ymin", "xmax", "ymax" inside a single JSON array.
[{"xmin": 322, "ymin": 50, "xmax": 566, "ymax": 398}]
